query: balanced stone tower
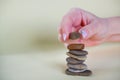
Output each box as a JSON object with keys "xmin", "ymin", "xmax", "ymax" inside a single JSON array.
[{"xmin": 65, "ymin": 32, "xmax": 92, "ymax": 76}]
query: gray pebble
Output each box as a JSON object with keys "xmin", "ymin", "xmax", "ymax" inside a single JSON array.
[
  {"xmin": 66, "ymin": 57, "xmax": 85, "ymax": 64},
  {"xmin": 67, "ymin": 63, "xmax": 87, "ymax": 70}
]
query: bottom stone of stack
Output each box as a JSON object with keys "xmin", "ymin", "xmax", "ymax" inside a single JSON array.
[{"xmin": 65, "ymin": 69, "xmax": 92, "ymax": 76}]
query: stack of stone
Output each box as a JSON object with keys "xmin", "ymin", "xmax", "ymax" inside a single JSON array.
[{"xmin": 65, "ymin": 32, "xmax": 92, "ymax": 76}]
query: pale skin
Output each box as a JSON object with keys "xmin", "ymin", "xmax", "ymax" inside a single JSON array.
[{"xmin": 58, "ymin": 8, "xmax": 120, "ymax": 46}]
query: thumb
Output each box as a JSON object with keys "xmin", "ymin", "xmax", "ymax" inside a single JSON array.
[{"xmin": 79, "ymin": 23, "xmax": 97, "ymax": 39}]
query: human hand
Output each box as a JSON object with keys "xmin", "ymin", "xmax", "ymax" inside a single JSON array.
[{"xmin": 58, "ymin": 8, "xmax": 110, "ymax": 46}]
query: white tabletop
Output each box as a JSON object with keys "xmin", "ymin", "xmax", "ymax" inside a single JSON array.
[{"xmin": 0, "ymin": 43, "xmax": 120, "ymax": 80}]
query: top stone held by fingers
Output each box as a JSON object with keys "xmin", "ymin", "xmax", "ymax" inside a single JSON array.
[{"xmin": 69, "ymin": 32, "xmax": 82, "ymax": 40}]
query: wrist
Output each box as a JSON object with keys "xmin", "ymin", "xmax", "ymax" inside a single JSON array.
[
  {"xmin": 105, "ymin": 17, "xmax": 120, "ymax": 42},
  {"xmin": 107, "ymin": 17, "xmax": 120, "ymax": 35}
]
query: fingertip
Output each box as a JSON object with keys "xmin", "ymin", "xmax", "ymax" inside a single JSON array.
[
  {"xmin": 62, "ymin": 32, "xmax": 70, "ymax": 41},
  {"xmin": 79, "ymin": 21, "xmax": 95, "ymax": 39},
  {"xmin": 63, "ymin": 33, "xmax": 67, "ymax": 41},
  {"xmin": 58, "ymin": 34, "xmax": 63, "ymax": 42},
  {"xmin": 79, "ymin": 29, "xmax": 88, "ymax": 39},
  {"xmin": 58, "ymin": 27, "xmax": 71, "ymax": 42}
]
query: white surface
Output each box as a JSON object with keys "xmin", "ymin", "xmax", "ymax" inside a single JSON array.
[{"xmin": 0, "ymin": 43, "xmax": 120, "ymax": 80}]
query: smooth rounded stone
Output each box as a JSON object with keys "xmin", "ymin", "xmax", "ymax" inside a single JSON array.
[
  {"xmin": 68, "ymin": 68, "xmax": 87, "ymax": 73},
  {"xmin": 67, "ymin": 44, "xmax": 84, "ymax": 50},
  {"xmin": 68, "ymin": 50, "xmax": 88, "ymax": 56},
  {"xmin": 69, "ymin": 32, "xmax": 82, "ymax": 40},
  {"xmin": 67, "ymin": 63, "xmax": 87, "ymax": 70},
  {"xmin": 66, "ymin": 57, "xmax": 85, "ymax": 64},
  {"xmin": 65, "ymin": 69, "xmax": 92, "ymax": 76},
  {"xmin": 67, "ymin": 52, "xmax": 87, "ymax": 61}
]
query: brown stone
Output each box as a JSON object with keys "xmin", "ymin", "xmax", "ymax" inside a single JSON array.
[
  {"xmin": 69, "ymin": 32, "xmax": 82, "ymax": 40},
  {"xmin": 67, "ymin": 44, "xmax": 84, "ymax": 50}
]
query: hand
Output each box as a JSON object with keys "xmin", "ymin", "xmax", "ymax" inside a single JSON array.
[{"xmin": 58, "ymin": 8, "xmax": 110, "ymax": 46}]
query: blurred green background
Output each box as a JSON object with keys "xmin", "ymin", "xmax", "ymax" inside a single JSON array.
[{"xmin": 0, "ymin": 0, "xmax": 120, "ymax": 80}]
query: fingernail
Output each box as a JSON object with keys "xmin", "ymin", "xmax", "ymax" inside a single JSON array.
[
  {"xmin": 63, "ymin": 33, "xmax": 67, "ymax": 41},
  {"xmin": 79, "ymin": 30, "xmax": 87, "ymax": 38}
]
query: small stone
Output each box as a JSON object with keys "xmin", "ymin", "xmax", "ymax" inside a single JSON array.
[
  {"xmin": 69, "ymin": 32, "xmax": 82, "ymax": 40},
  {"xmin": 66, "ymin": 57, "xmax": 85, "ymax": 64},
  {"xmin": 67, "ymin": 44, "xmax": 84, "ymax": 50},
  {"xmin": 68, "ymin": 50, "xmax": 88, "ymax": 56},
  {"xmin": 65, "ymin": 69, "xmax": 92, "ymax": 76},
  {"xmin": 68, "ymin": 68, "xmax": 87, "ymax": 73},
  {"xmin": 67, "ymin": 63, "xmax": 87, "ymax": 70},
  {"xmin": 67, "ymin": 52, "xmax": 87, "ymax": 61}
]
